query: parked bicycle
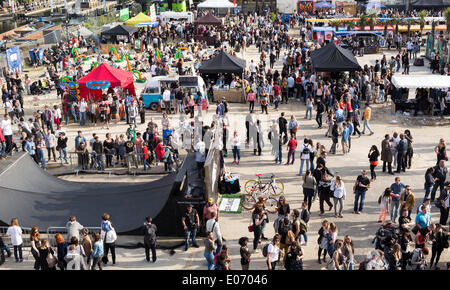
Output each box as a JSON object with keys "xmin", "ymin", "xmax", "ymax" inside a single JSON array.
[
  {"xmin": 244, "ymin": 173, "xmax": 284, "ymax": 196},
  {"xmin": 240, "ymin": 190, "xmax": 278, "ymax": 213}
]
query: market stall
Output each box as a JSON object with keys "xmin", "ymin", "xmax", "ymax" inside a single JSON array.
[
  {"xmin": 125, "ymin": 12, "xmax": 153, "ymax": 27},
  {"xmin": 391, "ymin": 74, "xmax": 450, "ymax": 116},
  {"xmin": 100, "ymin": 24, "xmax": 138, "ymax": 44},
  {"xmin": 78, "ymin": 63, "xmax": 136, "ymax": 100},
  {"xmin": 194, "ymin": 13, "xmax": 222, "ymax": 46},
  {"xmin": 199, "ymin": 51, "xmax": 246, "ymax": 102},
  {"xmin": 310, "ymin": 42, "xmax": 361, "ymax": 72}
]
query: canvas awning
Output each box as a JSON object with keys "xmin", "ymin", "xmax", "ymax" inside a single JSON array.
[
  {"xmin": 194, "ymin": 13, "xmax": 222, "ymax": 25},
  {"xmin": 197, "ymin": 0, "xmax": 236, "ymax": 8},
  {"xmin": 391, "ymin": 75, "xmax": 450, "ymax": 89},
  {"xmin": 125, "ymin": 12, "xmax": 153, "ymax": 27},
  {"xmin": 199, "ymin": 51, "xmax": 246, "ymax": 74},
  {"xmin": 310, "ymin": 42, "xmax": 361, "ymax": 72}
]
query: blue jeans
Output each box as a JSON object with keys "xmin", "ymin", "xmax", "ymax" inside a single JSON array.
[
  {"xmin": 1, "ymin": 244, "xmax": 11, "ymax": 257},
  {"xmin": 353, "ymin": 190, "xmax": 366, "ymax": 212},
  {"xmin": 80, "ymin": 111, "xmax": 86, "ymax": 126},
  {"xmin": 390, "ymin": 199, "xmax": 400, "ymax": 222},
  {"xmin": 215, "ymin": 240, "xmax": 223, "ymax": 256},
  {"xmin": 0, "ymin": 141, "xmax": 5, "ymax": 157},
  {"xmin": 310, "ymin": 158, "xmax": 315, "ymax": 172},
  {"xmin": 37, "ymin": 148, "xmax": 46, "ymax": 168},
  {"xmin": 13, "ymin": 244, "xmax": 23, "ymax": 261},
  {"xmin": 378, "ymin": 89, "xmax": 385, "ymax": 103},
  {"xmin": 232, "ymin": 146, "xmax": 240, "ymax": 161},
  {"xmin": 299, "ymin": 233, "xmax": 308, "ymax": 243},
  {"xmin": 178, "ymin": 100, "xmax": 183, "ymax": 112},
  {"xmin": 299, "ymin": 159, "xmax": 310, "ymax": 176},
  {"xmin": 204, "ymin": 251, "xmax": 214, "ymax": 270},
  {"xmin": 185, "ymin": 228, "xmax": 198, "ymax": 248},
  {"xmin": 59, "ymin": 148, "xmax": 68, "ymax": 164},
  {"xmin": 362, "ymin": 120, "xmax": 374, "ymax": 134},
  {"xmin": 275, "ymin": 149, "xmax": 282, "ymax": 163},
  {"xmin": 130, "ymin": 117, "xmax": 137, "ymax": 127},
  {"xmin": 143, "ymin": 158, "xmax": 151, "ymax": 170},
  {"xmin": 424, "ymin": 184, "xmax": 433, "ymax": 200},
  {"xmin": 305, "ymin": 106, "xmax": 313, "ymax": 119}
]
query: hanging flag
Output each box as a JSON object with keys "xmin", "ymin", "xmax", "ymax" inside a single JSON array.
[{"xmin": 155, "ymin": 49, "xmax": 162, "ymax": 62}]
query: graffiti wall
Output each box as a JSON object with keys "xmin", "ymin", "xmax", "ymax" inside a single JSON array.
[{"xmin": 297, "ymin": 1, "xmax": 314, "ymax": 13}]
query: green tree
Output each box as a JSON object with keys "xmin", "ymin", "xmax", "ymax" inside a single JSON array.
[
  {"xmin": 359, "ymin": 15, "xmax": 367, "ymax": 32},
  {"xmin": 367, "ymin": 13, "xmax": 376, "ymax": 31},
  {"xmin": 418, "ymin": 10, "xmax": 427, "ymax": 35},
  {"xmin": 329, "ymin": 20, "xmax": 342, "ymax": 32},
  {"xmin": 445, "ymin": 7, "xmax": 450, "ymax": 35}
]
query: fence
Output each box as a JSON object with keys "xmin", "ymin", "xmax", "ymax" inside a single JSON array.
[
  {"xmin": 46, "ymin": 227, "xmax": 102, "ymax": 247},
  {"xmin": 0, "ymin": 226, "xmax": 33, "ymax": 248}
]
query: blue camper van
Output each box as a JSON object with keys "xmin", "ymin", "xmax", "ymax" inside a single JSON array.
[{"xmin": 141, "ymin": 75, "xmax": 207, "ymax": 111}]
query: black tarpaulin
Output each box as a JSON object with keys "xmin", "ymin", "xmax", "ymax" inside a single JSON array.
[
  {"xmin": 199, "ymin": 51, "xmax": 246, "ymax": 74},
  {"xmin": 311, "ymin": 42, "xmax": 362, "ymax": 72},
  {"xmin": 101, "ymin": 24, "xmax": 138, "ymax": 36}
]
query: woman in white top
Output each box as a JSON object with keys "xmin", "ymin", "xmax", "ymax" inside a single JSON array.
[
  {"xmin": 6, "ymin": 218, "xmax": 23, "ymax": 262},
  {"xmin": 231, "ymin": 131, "xmax": 241, "ymax": 165},
  {"xmin": 161, "ymin": 113, "xmax": 170, "ymax": 131},
  {"xmin": 331, "ymin": 176, "xmax": 346, "ymax": 218},
  {"xmin": 267, "ymin": 234, "xmax": 281, "ymax": 270}
]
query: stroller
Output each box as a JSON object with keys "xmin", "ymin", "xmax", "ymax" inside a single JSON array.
[{"xmin": 90, "ymin": 151, "xmax": 104, "ymax": 171}]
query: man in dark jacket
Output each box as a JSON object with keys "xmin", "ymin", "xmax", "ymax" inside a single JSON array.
[
  {"xmin": 278, "ymin": 112, "xmax": 288, "ymax": 144},
  {"xmin": 315, "ymin": 99, "xmax": 326, "ymax": 128},
  {"xmin": 431, "ymin": 160, "xmax": 448, "ymax": 201},
  {"xmin": 396, "ymin": 134, "xmax": 408, "ymax": 173},
  {"xmin": 143, "ymin": 216, "xmax": 157, "ymax": 262}
]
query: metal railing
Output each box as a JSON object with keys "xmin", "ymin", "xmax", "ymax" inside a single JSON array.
[
  {"xmin": 0, "ymin": 226, "xmax": 33, "ymax": 248},
  {"xmin": 46, "ymin": 227, "xmax": 101, "ymax": 247}
]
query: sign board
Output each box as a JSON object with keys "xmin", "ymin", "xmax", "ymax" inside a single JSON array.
[
  {"xmin": 219, "ymin": 198, "xmax": 241, "ymax": 213},
  {"xmin": 119, "ymin": 8, "xmax": 130, "ymax": 21},
  {"xmin": 179, "ymin": 76, "xmax": 198, "ymax": 87},
  {"xmin": 150, "ymin": 4, "xmax": 156, "ymax": 22},
  {"xmin": 134, "ymin": 39, "xmax": 141, "ymax": 51},
  {"xmin": 6, "ymin": 46, "xmax": 22, "ymax": 73},
  {"xmin": 86, "ymin": 81, "xmax": 110, "ymax": 90}
]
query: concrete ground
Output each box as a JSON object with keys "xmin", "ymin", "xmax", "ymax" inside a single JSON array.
[{"xmin": 1, "ymin": 26, "xmax": 449, "ymax": 270}]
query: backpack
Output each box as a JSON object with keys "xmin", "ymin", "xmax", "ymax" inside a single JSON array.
[
  {"xmin": 302, "ymin": 145, "xmax": 310, "ymax": 155},
  {"xmin": 299, "ymin": 219, "xmax": 308, "ymax": 234},
  {"xmin": 262, "ymin": 243, "xmax": 271, "ymax": 257}
]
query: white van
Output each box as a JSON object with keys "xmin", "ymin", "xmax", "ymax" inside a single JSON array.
[{"xmin": 141, "ymin": 75, "xmax": 206, "ymax": 110}]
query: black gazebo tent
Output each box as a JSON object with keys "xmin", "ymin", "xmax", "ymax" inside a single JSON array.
[
  {"xmin": 101, "ymin": 25, "xmax": 139, "ymax": 44},
  {"xmin": 311, "ymin": 42, "xmax": 362, "ymax": 72},
  {"xmin": 199, "ymin": 51, "xmax": 246, "ymax": 75},
  {"xmin": 194, "ymin": 13, "xmax": 222, "ymax": 26}
]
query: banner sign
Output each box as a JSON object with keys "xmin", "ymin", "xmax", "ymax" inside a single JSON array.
[
  {"xmin": 150, "ymin": 4, "xmax": 156, "ymax": 22},
  {"xmin": 298, "ymin": 1, "xmax": 314, "ymax": 12},
  {"xmin": 119, "ymin": 8, "xmax": 130, "ymax": 21},
  {"xmin": 86, "ymin": 81, "xmax": 110, "ymax": 90},
  {"xmin": 6, "ymin": 46, "xmax": 22, "ymax": 73},
  {"xmin": 219, "ymin": 198, "xmax": 241, "ymax": 213}
]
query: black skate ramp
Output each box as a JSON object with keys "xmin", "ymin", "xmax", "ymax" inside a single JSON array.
[{"xmin": 0, "ymin": 152, "xmax": 180, "ymax": 235}]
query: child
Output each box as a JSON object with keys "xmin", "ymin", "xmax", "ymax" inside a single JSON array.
[
  {"xmin": 238, "ymin": 237, "xmax": 251, "ymax": 270},
  {"xmin": 142, "ymin": 142, "xmax": 151, "ymax": 171}
]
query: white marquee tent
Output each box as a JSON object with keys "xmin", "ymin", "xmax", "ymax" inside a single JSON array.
[
  {"xmin": 392, "ymin": 74, "xmax": 450, "ymax": 89},
  {"xmin": 197, "ymin": 0, "xmax": 236, "ymax": 8}
]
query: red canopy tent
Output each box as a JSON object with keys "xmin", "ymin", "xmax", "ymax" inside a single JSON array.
[{"xmin": 78, "ymin": 63, "xmax": 136, "ymax": 100}]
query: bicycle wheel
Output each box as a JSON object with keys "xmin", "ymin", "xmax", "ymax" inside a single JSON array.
[
  {"xmin": 265, "ymin": 197, "xmax": 279, "ymax": 214},
  {"xmin": 244, "ymin": 180, "xmax": 259, "ymax": 194},
  {"xmin": 269, "ymin": 180, "xmax": 284, "ymax": 196},
  {"xmin": 240, "ymin": 194, "xmax": 257, "ymax": 211}
]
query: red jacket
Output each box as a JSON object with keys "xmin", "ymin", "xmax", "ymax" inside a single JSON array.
[{"xmin": 0, "ymin": 127, "xmax": 5, "ymax": 142}]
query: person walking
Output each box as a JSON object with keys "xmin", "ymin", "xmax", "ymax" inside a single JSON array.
[
  {"xmin": 318, "ymin": 173, "xmax": 333, "ymax": 216},
  {"xmin": 430, "ymin": 160, "xmax": 448, "ymax": 202},
  {"xmin": 100, "ymin": 213, "xmax": 117, "ymax": 266},
  {"xmin": 361, "ymin": 104, "xmax": 374, "ymax": 135},
  {"xmin": 203, "ymin": 231, "xmax": 216, "ymax": 270},
  {"xmin": 368, "ymin": 145, "xmax": 380, "ymax": 181},
  {"xmin": 298, "ymin": 138, "xmax": 312, "ymax": 176},
  {"xmin": 231, "ymin": 131, "xmax": 241, "ymax": 165},
  {"xmin": 302, "ymin": 170, "xmax": 316, "ymax": 211},
  {"xmin": 353, "ymin": 170, "xmax": 371, "ymax": 214},
  {"xmin": 318, "ymin": 219, "xmax": 330, "ymax": 263},
  {"xmin": 286, "ymin": 135, "xmax": 297, "ymax": 165},
  {"xmin": 142, "ymin": 217, "xmax": 157, "ymax": 263},
  {"xmin": 424, "ymin": 167, "xmax": 436, "ymax": 200},
  {"xmin": 436, "ymin": 182, "xmax": 450, "ymax": 226},
  {"xmin": 404, "ymin": 130, "xmax": 414, "ymax": 169},
  {"xmin": 434, "ymin": 139, "xmax": 447, "ymax": 166},
  {"xmin": 251, "ymin": 207, "xmax": 265, "ymax": 253},
  {"xmin": 331, "ymin": 176, "xmax": 346, "ymax": 218}
]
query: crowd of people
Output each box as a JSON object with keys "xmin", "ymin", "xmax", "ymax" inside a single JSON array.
[{"xmin": 1, "ymin": 6, "xmax": 450, "ymax": 271}]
